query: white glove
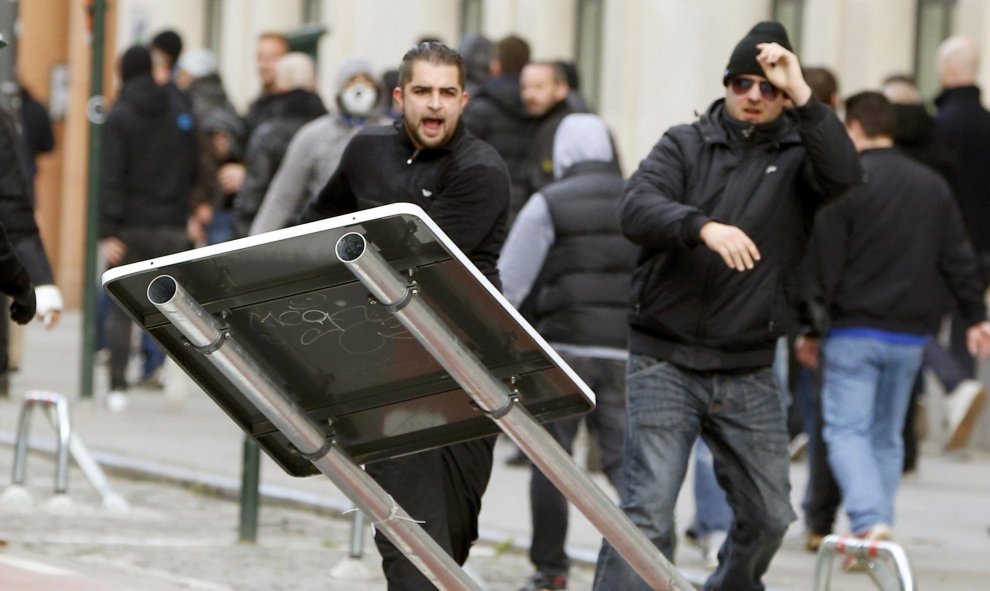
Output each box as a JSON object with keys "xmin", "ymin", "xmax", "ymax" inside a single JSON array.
[{"xmin": 34, "ymin": 284, "xmax": 63, "ymax": 328}]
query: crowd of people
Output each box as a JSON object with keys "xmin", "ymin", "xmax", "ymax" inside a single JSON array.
[{"xmin": 39, "ymin": 19, "xmax": 989, "ymax": 591}]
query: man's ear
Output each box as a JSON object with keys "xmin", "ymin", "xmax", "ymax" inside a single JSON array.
[{"xmin": 392, "ymin": 86, "xmax": 404, "ymax": 112}]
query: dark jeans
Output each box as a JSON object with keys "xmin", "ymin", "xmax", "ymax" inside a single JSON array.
[
  {"xmin": 105, "ymin": 227, "xmax": 189, "ymax": 391},
  {"xmin": 593, "ymin": 356, "xmax": 795, "ymax": 591},
  {"xmin": 529, "ymin": 356, "xmax": 626, "ymax": 578},
  {"xmin": 365, "ymin": 437, "xmax": 495, "ymax": 591},
  {"xmin": 795, "ymin": 365, "xmax": 841, "ymax": 535}
]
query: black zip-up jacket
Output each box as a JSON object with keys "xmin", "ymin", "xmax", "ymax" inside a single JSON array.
[
  {"xmin": 233, "ymin": 89, "xmax": 327, "ymax": 236},
  {"xmin": 622, "ymin": 96, "xmax": 863, "ymax": 370},
  {"xmin": 99, "ymin": 76, "xmax": 198, "ymax": 238},
  {"xmin": 300, "ymin": 121, "xmax": 510, "ymax": 286},
  {"xmin": 803, "ymin": 147, "xmax": 986, "ymax": 336}
]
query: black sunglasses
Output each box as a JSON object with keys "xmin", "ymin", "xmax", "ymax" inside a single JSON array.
[{"xmin": 729, "ymin": 77, "xmax": 781, "ymax": 101}]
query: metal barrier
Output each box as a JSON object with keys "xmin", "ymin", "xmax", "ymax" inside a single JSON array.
[
  {"xmin": 11, "ymin": 390, "xmax": 71, "ymax": 494},
  {"xmin": 7, "ymin": 390, "xmax": 127, "ymax": 509},
  {"xmin": 814, "ymin": 534, "xmax": 916, "ymax": 591}
]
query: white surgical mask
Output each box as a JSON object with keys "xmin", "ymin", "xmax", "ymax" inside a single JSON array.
[{"xmin": 339, "ymin": 82, "xmax": 378, "ymax": 117}]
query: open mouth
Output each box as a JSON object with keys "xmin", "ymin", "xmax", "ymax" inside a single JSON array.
[{"xmin": 422, "ymin": 118, "xmax": 443, "ymax": 134}]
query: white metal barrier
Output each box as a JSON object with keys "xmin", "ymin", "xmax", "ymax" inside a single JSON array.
[
  {"xmin": 6, "ymin": 390, "xmax": 127, "ymax": 510},
  {"xmin": 814, "ymin": 534, "xmax": 916, "ymax": 591}
]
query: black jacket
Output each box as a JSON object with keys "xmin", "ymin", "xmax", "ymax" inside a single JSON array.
[
  {"xmin": 232, "ymin": 89, "xmax": 326, "ymax": 236},
  {"xmin": 935, "ymin": 86, "xmax": 990, "ymax": 255},
  {"xmin": 622, "ymin": 97, "xmax": 863, "ymax": 370},
  {"xmin": 532, "ymin": 161, "xmax": 637, "ymax": 349},
  {"xmin": 462, "ymin": 75, "xmax": 534, "ymax": 209},
  {"xmin": 803, "ymin": 147, "xmax": 986, "ymax": 335},
  {"xmin": 301, "ymin": 121, "xmax": 510, "ymax": 286},
  {"xmin": 0, "ymin": 110, "xmax": 53, "ymax": 284},
  {"xmin": 99, "ymin": 76, "xmax": 198, "ymax": 238}
]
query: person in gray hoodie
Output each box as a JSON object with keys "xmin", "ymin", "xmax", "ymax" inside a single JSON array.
[
  {"xmin": 499, "ymin": 113, "xmax": 636, "ymax": 591},
  {"xmin": 249, "ymin": 57, "xmax": 387, "ymax": 235}
]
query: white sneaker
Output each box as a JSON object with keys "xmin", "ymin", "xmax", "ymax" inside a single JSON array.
[
  {"xmin": 946, "ymin": 380, "xmax": 986, "ymax": 450},
  {"xmin": 105, "ymin": 390, "xmax": 129, "ymax": 413},
  {"xmin": 704, "ymin": 530, "xmax": 728, "ymax": 568}
]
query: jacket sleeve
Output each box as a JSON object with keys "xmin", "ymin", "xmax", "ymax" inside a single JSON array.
[
  {"xmin": 937, "ymin": 194, "xmax": 988, "ymax": 325},
  {"xmin": 98, "ymin": 113, "xmax": 129, "ymax": 239},
  {"xmin": 250, "ymin": 126, "xmax": 314, "ymax": 235},
  {"xmin": 233, "ymin": 127, "xmax": 280, "ymax": 236},
  {"xmin": 299, "ymin": 137, "xmax": 359, "ymax": 224},
  {"xmin": 619, "ymin": 129, "xmax": 710, "ymax": 250},
  {"xmin": 0, "ymin": 222, "xmax": 32, "ymax": 298},
  {"xmin": 794, "ymin": 96, "xmax": 864, "ymax": 203},
  {"xmin": 798, "ymin": 198, "xmax": 851, "ymax": 335}
]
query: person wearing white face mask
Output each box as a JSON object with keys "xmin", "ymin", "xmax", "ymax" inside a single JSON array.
[{"xmin": 249, "ymin": 57, "xmax": 388, "ymax": 235}]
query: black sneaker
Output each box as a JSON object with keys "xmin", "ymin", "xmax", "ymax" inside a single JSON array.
[{"xmin": 518, "ymin": 572, "xmax": 567, "ymax": 591}]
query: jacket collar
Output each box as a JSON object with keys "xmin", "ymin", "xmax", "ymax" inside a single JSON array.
[
  {"xmin": 935, "ymin": 85, "xmax": 982, "ymax": 109},
  {"xmin": 699, "ymin": 98, "xmax": 800, "ymax": 148}
]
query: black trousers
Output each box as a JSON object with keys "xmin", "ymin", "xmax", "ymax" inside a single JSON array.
[
  {"xmin": 105, "ymin": 226, "xmax": 189, "ymax": 390},
  {"xmin": 365, "ymin": 436, "xmax": 495, "ymax": 591}
]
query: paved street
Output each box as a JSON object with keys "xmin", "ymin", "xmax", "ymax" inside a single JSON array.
[{"xmin": 1, "ymin": 312, "xmax": 989, "ymax": 590}]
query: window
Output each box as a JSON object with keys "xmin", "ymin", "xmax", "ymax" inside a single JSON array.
[
  {"xmin": 772, "ymin": 0, "xmax": 804, "ymax": 56},
  {"xmin": 574, "ymin": 0, "xmax": 604, "ymax": 110},
  {"xmin": 915, "ymin": 0, "xmax": 956, "ymax": 98},
  {"xmin": 460, "ymin": 0, "xmax": 483, "ymax": 38},
  {"xmin": 204, "ymin": 0, "xmax": 223, "ymax": 54}
]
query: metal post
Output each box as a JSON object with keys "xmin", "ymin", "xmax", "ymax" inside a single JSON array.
[
  {"xmin": 239, "ymin": 436, "xmax": 261, "ymax": 542},
  {"xmin": 146, "ymin": 275, "xmax": 483, "ymax": 591},
  {"xmin": 81, "ymin": 0, "xmax": 107, "ymax": 400},
  {"xmin": 11, "ymin": 392, "xmax": 72, "ymax": 494},
  {"xmin": 349, "ymin": 510, "xmax": 366, "ymax": 559},
  {"xmin": 335, "ymin": 232, "xmax": 693, "ymax": 591}
]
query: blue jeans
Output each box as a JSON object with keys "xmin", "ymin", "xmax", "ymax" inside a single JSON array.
[
  {"xmin": 593, "ymin": 355, "xmax": 795, "ymax": 591},
  {"xmin": 690, "ymin": 439, "xmax": 732, "ymax": 537},
  {"xmin": 821, "ymin": 336, "xmax": 924, "ymax": 534}
]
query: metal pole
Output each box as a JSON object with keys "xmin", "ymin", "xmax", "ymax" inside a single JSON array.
[
  {"xmin": 349, "ymin": 510, "xmax": 366, "ymax": 559},
  {"xmin": 814, "ymin": 535, "xmax": 915, "ymax": 591},
  {"xmin": 146, "ymin": 275, "xmax": 482, "ymax": 591},
  {"xmin": 239, "ymin": 437, "xmax": 260, "ymax": 542},
  {"xmin": 81, "ymin": 0, "xmax": 107, "ymax": 400},
  {"xmin": 335, "ymin": 232, "xmax": 693, "ymax": 591}
]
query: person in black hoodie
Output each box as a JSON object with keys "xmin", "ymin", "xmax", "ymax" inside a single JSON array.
[
  {"xmin": 593, "ymin": 22, "xmax": 862, "ymax": 591},
  {"xmin": 462, "ymin": 34, "xmax": 534, "ymax": 216},
  {"xmin": 231, "ymin": 52, "xmax": 326, "ymax": 237},
  {"xmin": 100, "ymin": 45, "xmax": 197, "ymax": 411},
  {"xmin": 797, "ymin": 91, "xmax": 990, "ymax": 555}
]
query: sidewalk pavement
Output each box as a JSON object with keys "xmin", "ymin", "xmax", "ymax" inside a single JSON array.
[{"xmin": 2, "ymin": 311, "xmax": 990, "ymax": 590}]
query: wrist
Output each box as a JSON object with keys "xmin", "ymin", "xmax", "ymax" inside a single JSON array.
[{"xmin": 788, "ymin": 82, "xmax": 812, "ymax": 107}]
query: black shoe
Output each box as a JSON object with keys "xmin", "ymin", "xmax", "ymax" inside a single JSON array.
[
  {"xmin": 519, "ymin": 572, "xmax": 567, "ymax": 591},
  {"xmin": 505, "ymin": 448, "xmax": 530, "ymax": 467}
]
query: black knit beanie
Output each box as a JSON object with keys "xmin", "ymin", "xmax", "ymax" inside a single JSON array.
[
  {"xmin": 120, "ymin": 45, "xmax": 152, "ymax": 83},
  {"xmin": 723, "ymin": 21, "xmax": 793, "ymax": 85}
]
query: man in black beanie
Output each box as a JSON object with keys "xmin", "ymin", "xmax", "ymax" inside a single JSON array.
[
  {"xmin": 592, "ymin": 22, "xmax": 863, "ymax": 591},
  {"xmin": 99, "ymin": 44, "xmax": 197, "ymax": 411}
]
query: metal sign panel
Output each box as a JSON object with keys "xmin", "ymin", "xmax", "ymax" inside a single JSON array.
[{"xmin": 103, "ymin": 204, "xmax": 594, "ymax": 476}]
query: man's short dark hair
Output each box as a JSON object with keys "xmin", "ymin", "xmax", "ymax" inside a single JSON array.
[
  {"xmin": 151, "ymin": 30, "xmax": 183, "ymax": 68},
  {"xmin": 844, "ymin": 91, "xmax": 897, "ymax": 139},
  {"xmin": 803, "ymin": 66, "xmax": 838, "ymax": 106},
  {"xmin": 397, "ymin": 41, "xmax": 465, "ymax": 89},
  {"xmin": 494, "ymin": 35, "xmax": 530, "ymax": 74},
  {"xmin": 527, "ymin": 60, "xmax": 569, "ymax": 86}
]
